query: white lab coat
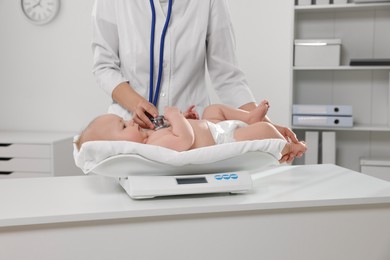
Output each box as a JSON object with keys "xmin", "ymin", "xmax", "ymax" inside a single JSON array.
[{"xmin": 92, "ymin": 0, "xmax": 256, "ymax": 118}]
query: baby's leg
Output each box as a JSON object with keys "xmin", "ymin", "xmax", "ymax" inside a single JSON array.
[
  {"xmin": 202, "ymin": 104, "xmax": 250, "ymax": 123},
  {"xmin": 234, "ymin": 122, "xmax": 285, "ymax": 141},
  {"xmin": 247, "ymin": 100, "xmax": 270, "ymax": 124},
  {"xmin": 234, "ymin": 122, "xmax": 307, "ymax": 161},
  {"xmin": 202, "ymin": 100, "xmax": 269, "ymax": 124}
]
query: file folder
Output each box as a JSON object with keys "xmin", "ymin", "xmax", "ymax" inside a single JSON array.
[
  {"xmin": 293, "ymin": 115, "xmax": 353, "ymax": 127},
  {"xmin": 322, "ymin": 132, "xmax": 336, "ymax": 164},
  {"xmin": 292, "ymin": 104, "xmax": 352, "ymax": 116},
  {"xmin": 304, "ymin": 131, "xmax": 319, "ymax": 164}
]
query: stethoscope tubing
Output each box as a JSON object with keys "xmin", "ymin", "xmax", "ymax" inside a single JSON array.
[{"xmin": 148, "ymin": 0, "xmax": 173, "ymax": 107}]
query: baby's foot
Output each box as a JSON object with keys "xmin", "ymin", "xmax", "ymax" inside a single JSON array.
[
  {"xmin": 248, "ymin": 100, "xmax": 270, "ymax": 124},
  {"xmin": 280, "ymin": 141, "xmax": 307, "ymax": 163},
  {"xmin": 290, "ymin": 141, "xmax": 307, "ymax": 156}
]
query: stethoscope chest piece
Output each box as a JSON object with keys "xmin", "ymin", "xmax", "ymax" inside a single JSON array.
[
  {"xmin": 152, "ymin": 115, "xmax": 170, "ymax": 130},
  {"xmin": 145, "ymin": 112, "xmax": 170, "ymax": 130}
]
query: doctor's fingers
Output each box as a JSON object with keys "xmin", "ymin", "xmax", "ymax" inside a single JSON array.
[
  {"xmin": 139, "ymin": 101, "xmax": 158, "ymax": 117},
  {"xmin": 286, "ymin": 145, "xmax": 306, "ymax": 162},
  {"xmin": 285, "ymin": 153, "xmax": 296, "ymax": 164},
  {"xmin": 133, "ymin": 115, "xmax": 150, "ymax": 129},
  {"xmin": 134, "ymin": 102, "xmax": 158, "ymax": 129},
  {"xmin": 134, "ymin": 111, "xmax": 155, "ymax": 129},
  {"xmin": 285, "ymin": 128, "xmax": 299, "ymax": 143},
  {"xmin": 279, "ymin": 153, "xmax": 291, "ymax": 164}
]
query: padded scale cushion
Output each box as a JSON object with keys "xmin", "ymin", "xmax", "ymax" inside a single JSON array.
[{"xmin": 73, "ymin": 138, "xmax": 287, "ymax": 177}]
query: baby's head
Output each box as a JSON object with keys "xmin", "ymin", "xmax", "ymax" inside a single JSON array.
[{"xmin": 75, "ymin": 114, "xmax": 148, "ymax": 150}]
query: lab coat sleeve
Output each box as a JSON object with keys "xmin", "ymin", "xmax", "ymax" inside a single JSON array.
[
  {"xmin": 91, "ymin": 0, "xmax": 128, "ymax": 98},
  {"xmin": 206, "ymin": 0, "xmax": 256, "ymax": 108}
]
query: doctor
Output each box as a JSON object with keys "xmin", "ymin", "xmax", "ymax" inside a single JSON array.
[{"xmin": 91, "ymin": 0, "xmax": 300, "ymax": 162}]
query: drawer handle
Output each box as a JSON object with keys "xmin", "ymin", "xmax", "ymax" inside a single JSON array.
[
  {"xmin": 0, "ymin": 158, "xmax": 13, "ymax": 161},
  {"xmin": 0, "ymin": 171, "xmax": 13, "ymax": 175},
  {"xmin": 0, "ymin": 143, "xmax": 12, "ymax": 147}
]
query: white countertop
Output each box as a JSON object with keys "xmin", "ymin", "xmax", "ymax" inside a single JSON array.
[{"xmin": 1, "ymin": 164, "xmax": 390, "ymax": 227}]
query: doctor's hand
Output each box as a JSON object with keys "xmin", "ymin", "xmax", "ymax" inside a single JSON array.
[
  {"xmin": 274, "ymin": 124, "xmax": 304, "ymax": 163},
  {"xmin": 111, "ymin": 82, "xmax": 159, "ymax": 129},
  {"xmin": 132, "ymin": 100, "xmax": 159, "ymax": 129}
]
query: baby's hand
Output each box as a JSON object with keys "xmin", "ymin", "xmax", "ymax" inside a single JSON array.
[{"xmin": 183, "ymin": 105, "xmax": 199, "ymax": 120}]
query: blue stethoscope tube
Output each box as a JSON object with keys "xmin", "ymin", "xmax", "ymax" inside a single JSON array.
[{"xmin": 148, "ymin": 0, "xmax": 173, "ymax": 107}]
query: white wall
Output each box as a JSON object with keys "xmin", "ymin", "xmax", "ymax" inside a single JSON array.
[
  {"xmin": 0, "ymin": 0, "xmax": 293, "ymax": 132},
  {"xmin": 0, "ymin": 0, "xmax": 108, "ymax": 132},
  {"xmin": 228, "ymin": 0, "xmax": 294, "ymax": 126}
]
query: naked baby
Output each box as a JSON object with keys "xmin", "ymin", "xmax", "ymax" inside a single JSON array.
[{"xmin": 76, "ymin": 101, "xmax": 307, "ymax": 161}]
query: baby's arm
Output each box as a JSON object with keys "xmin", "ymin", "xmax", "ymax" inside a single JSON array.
[{"xmin": 147, "ymin": 107, "xmax": 195, "ymax": 151}]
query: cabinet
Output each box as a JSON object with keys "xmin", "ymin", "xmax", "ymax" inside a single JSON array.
[
  {"xmin": 292, "ymin": 2, "xmax": 390, "ymax": 172},
  {"xmin": 0, "ymin": 131, "xmax": 83, "ymax": 179}
]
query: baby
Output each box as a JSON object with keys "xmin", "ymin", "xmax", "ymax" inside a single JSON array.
[{"xmin": 76, "ymin": 101, "xmax": 307, "ymax": 161}]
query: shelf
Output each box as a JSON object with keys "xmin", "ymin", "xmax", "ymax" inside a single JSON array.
[
  {"xmin": 292, "ymin": 124, "xmax": 390, "ymax": 132},
  {"xmin": 293, "ymin": 2, "xmax": 390, "ymax": 172},
  {"xmin": 293, "ymin": 66, "xmax": 390, "ymax": 71},
  {"xmin": 295, "ymin": 2, "xmax": 390, "ymax": 13}
]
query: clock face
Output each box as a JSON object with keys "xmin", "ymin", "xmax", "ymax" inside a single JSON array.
[{"xmin": 21, "ymin": 0, "xmax": 60, "ymax": 25}]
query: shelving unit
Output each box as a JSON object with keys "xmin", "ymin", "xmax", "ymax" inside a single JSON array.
[
  {"xmin": 292, "ymin": 1, "xmax": 390, "ymax": 174},
  {"xmin": 295, "ymin": 2, "xmax": 390, "ymax": 12},
  {"xmin": 294, "ymin": 66, "xmax": 390, "ymax": 71}
]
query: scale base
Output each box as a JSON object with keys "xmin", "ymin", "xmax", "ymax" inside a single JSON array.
[{"xmin": 117, "ymin": 172, "xmax": 253, "ymax": 199}]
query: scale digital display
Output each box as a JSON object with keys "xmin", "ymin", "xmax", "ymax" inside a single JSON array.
[{"xmin": 176, "ymin": 177, "xmax": 208, "ymax": 185}]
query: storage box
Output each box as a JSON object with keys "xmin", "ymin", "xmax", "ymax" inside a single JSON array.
[
  {"xmin": 297, "ymin": 0, "xmax": 312, "ymax": 5},
  {"xmin": 333, "ymin": 0, "xmax": 348, "ymax": 4},
  {"xmin": 315, "ymin": 0, "xmax": 330, "ymax": 4},
  {"xmin": 294, "ymin": 39, "xmax": 341, "ymax": 66},
  {"xmin": 360, "ymin": 159, "xmax": 390, "ymax": 182}
]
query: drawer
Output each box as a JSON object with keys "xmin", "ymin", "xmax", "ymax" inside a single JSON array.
[
  {"xmin": 0, "ymin": 144, "xmax": 51, "ymax": 158},
  {"xmin": 0, "ymin": 171, "xmax": 51, "ymax": 179},
  {"xmin": 361, "ymin": 166, "xmax": 390, "ymax": 182},
  {"xmin": 0, "ymin": 158, "xmax": 51, "ymax": 172},
  {"xmin": 361, "ymin": 159, "xmax": 390, "ymax": 182}
]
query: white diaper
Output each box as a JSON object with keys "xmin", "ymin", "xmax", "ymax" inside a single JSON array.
[{"xmin": 206, "ymin": 120, "xmax": 248, "ymax": 144}]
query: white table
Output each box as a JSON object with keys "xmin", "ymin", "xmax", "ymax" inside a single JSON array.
[{"xmin": 1, "ymin": 164, "xmax": 390, "ymax": 260}]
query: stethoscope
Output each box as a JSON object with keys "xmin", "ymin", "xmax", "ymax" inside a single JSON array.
[
  {"xmin": 146, "ymin": 0, "xmax": 173, "ymax": 129},
  {"xmin": 148, "ymin": 0, "xmax": 173, "ymax": 107}
]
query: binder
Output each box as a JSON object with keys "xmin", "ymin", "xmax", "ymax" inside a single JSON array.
[
  {"xmin": 304, "ymin": 131, "xmax": 319, "ymax": 164},
  {"xmin": 322, "ymin": 132, "xmax": 336, "ymax": 164},
  {"xmin": 292, "ymin": 104, "xmax": 352, "ymax": 116},
  {"xmin": 293, "ymin": 115, "xmax": 353, "ymax": 127}
]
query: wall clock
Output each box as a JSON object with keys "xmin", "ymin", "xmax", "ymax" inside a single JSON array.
[{"xmin": 21, "ymin": 0, "xmax": 61, "ymax": 25}]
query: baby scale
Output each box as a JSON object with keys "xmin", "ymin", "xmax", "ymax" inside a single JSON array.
[
  {"xmin": 74, "ymin": 131, "xmax": 284, "ymax": 200},
  {"xmin": 117, "ymin": 172, "xmax": 253, "ymax": 199}
]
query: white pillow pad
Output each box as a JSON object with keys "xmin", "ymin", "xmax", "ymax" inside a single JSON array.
[{"xmin": 74, "ymin": 137, "xmax": 286, "ymax": 177}]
